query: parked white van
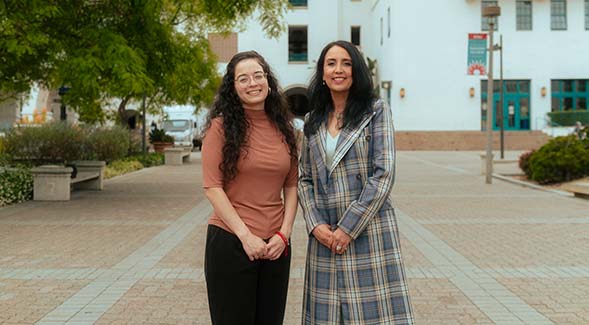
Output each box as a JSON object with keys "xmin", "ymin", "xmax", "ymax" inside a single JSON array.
[{"xmin": 161, "ymin": 118, "xmax": 201, "ymax": 149}]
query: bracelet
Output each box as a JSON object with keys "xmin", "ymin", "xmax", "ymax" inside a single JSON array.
[{"xmin": 276, "ymin": 231, "xmax": 289, "ymax": 257}]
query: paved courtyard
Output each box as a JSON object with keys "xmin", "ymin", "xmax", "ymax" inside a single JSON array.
[{"xmin": 0, "ymin": 151, "xmax": 588, "ymax": 324}]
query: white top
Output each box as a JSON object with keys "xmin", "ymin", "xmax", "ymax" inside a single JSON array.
[{"xmin": 325, "ymin": 131, "xmax": 340, "ymax": 170}]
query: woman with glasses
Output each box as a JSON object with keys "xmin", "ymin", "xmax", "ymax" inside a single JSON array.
[
  {"xmin": 299, "ymin": 41, "xmax": 414, "ymax": 324},
  {"xmin": 201, "ymin": 51, "xmax": 298, "ymax": 324}
]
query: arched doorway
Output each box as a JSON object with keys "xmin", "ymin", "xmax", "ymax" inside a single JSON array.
[
  {"xmin": 124, "ymin": 109, "xmax": 143, "ymax": 130},
  {"xmin": 284, "ymin": 86, "xmax": 309, "ymax": 117}
]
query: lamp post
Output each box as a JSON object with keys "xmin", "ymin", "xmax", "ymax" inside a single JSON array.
[
  {"xmin": 498, "ymin": 35, "xmax": 504, "ymax": 159},
  {"xmin": 483, "ymin": 5, "xmax": 500, "ymax": 184},
  {"xmin": 142, "ymin": 93, "xmax": 147, "ymax": 154}
]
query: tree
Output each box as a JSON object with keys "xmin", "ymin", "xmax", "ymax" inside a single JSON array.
[{"xmin": 0, "ymin": 0, "xmax": 289, "ymax": 125}]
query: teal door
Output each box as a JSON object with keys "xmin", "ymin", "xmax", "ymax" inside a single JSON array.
[{"xmin": 481, "ymin": 80, "xmax": 530, "ymax": 131}]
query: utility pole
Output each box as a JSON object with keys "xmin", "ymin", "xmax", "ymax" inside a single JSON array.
[{"xmin": 483, "ymin": 6, "xmax": 501, "ymax": 184}]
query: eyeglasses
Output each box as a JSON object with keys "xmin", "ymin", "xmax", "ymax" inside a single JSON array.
[{"xmin": 235, "ymin": 72, "xmax": 267, "ymax": 86}]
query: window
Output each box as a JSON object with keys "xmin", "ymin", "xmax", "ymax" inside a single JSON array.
[
  {"xmin": 551, "ymin": 80, "xmax": 589, "ymax": 111},
  {"xmin": 288, "ymin": 26, "xmax": 308, "ymax": 62},
  {"xmin": 380, "ymin": 17, "xmax": 383, "ymax": 46},
  {"xmin": 387, "ymin": 7, "xmax": 391, "ymax": 38},
  {"xmin": 482, "ymin": 0, "xmax": 498, "ymax": 31},
  {"xmin": 288, "ymin": 0, "xmax": 307, "ymax": 7},
  {"xmin": 586, "ymin": 0, "xmax": 589, "ymax": 30},
  {"xmin": 351, "ymin": 26, "xmax": 360, "ymax": 46},
  {"xmin": 516, "ymin": 0, "xmax": 532, "ymax": 31},
  {"xmin": 551, "ymin": 0, "xmax": 567, "ymax": 30}
]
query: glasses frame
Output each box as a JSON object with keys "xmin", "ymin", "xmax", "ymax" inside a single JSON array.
[{"xmin": 234, "ymin": 72, "xmax": 268, "ymax": 87}]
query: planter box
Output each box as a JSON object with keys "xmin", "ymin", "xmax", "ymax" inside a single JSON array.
[{"xmin": 152, "ymin": 142, "xmax": 174, "ymax": 153}]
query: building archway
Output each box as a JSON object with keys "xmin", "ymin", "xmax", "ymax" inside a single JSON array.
[
  {"xmin": 124, "ymin": 109, "xmax": 142, "ymax": 130},
  {"xmin": 284, "ymin": 86, "xmax": 309, "ymax": 117}
]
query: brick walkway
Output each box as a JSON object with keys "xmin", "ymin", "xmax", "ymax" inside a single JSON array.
[{"xmin": 0, "ymin": 151, "xmax": 588, "ymax": 324}]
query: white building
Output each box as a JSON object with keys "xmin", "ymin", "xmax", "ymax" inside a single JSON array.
[{"xmin": 209, "ymin": 0, "xmax": 589, "ymax": 132}]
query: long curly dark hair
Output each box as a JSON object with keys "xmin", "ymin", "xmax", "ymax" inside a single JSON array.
[
  {"xmin": 304, "ymin": 40, "xmax": 376, "ymax": 137},
  {"xmin": 204, "ymin": 51, "xmax": 297, "ymax": 184}
]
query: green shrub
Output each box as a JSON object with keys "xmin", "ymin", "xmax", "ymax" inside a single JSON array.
[
  {"xmin": 126, "ymin": 152, "xmax": 164, "ymax": 167},
  {"xmin": 104, "ymin": 159, "xmax": 144, "ymax": 179},
  {"xmin": 0, "ymin": 167, "xmax": 33, "ymax": 206},
  {"xmin": 3, "ymin": 123, "xmax": 137, "ymax": 165},
  {"xmin": 518, "ymin": 150, "xmax": 535, "ymax": 176},
  {"xmin": 0, "ymin": 136, "xmax": 6, "ymax": 154},
  {"xmin": 581, "ymin": 128, "xmax": 589, "ymax": 143},
  {"xmin": 128, "ymin": 131, "xmax": 144, "ymax": 155},
  {"xmin": 86, "ymin": 126, "xmax": 131, "ymax": 163},
  {"xmin": 4, "ymin": 122, "xmax": 85, "ymax": 164},
  {"xmin": 527, "ymin": 135, "xmax": 589, "ymax": 184},
  {"xmin": 547, "ymin": 110, "xmax": 589, "ymax": 126},
  {"xmin": 0, "ymin": 149, "xmax": 10, "ymax": 166}
]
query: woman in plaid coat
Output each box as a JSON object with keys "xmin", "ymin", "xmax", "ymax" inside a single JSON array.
[{"xmin": 298, "ymin": 41, "xmax": 414, "ymax": 324}]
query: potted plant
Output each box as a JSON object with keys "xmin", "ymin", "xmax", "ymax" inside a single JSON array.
[{"xmin": 149, "ymin": 128, "xmax": 174, "ymax": 152}]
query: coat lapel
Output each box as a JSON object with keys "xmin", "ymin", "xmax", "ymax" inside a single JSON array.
[
  {"xmin": 328, "ymin": 111, "xmax": 376, "ymax": 176},
  {"xmin": 308, "ymin": 122, "xmax": 329, "ymax": 188}
]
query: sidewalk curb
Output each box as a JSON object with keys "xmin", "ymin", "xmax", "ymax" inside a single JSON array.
[{"xmin": 493, "ymin": 173, "xmax": 573, "ymax": 197}]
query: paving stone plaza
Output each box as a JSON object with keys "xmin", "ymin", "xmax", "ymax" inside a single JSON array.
[{"xmin": 1, "ymin": 152, "xmax": 588, "ymax": 324}]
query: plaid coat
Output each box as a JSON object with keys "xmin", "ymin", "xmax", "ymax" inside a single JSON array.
[{"xmin": 298, "ymin": 99, "xmax": 414, "ymax": 325}]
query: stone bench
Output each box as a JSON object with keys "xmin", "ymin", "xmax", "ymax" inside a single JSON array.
[
  {"xmin": 164, "ymin": 147, "xmax": 191, "ymax": 165},
  {"xmin": 563, "ymin": 182, "xmax": 589, "ymax": 199},
  {"xmin": 31, "ymin": 160, "xmax": 105, "ymax": 201},
  {"xmin": 480, "ymin": 154, "xmax": 519, "ymax": 175}
]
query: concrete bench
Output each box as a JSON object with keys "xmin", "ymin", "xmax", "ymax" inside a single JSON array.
[
  {"xmin": 480, "ymin": 154, "xmax": 519, "ymax": 175},
  {"xmin": 563, "ymin": 182, "xmax": 589, "ymax": 199},
  {"xmin": 164, "ymin": 147, "xmax": 191, "ymax": 165},
  {"xmin": 31, "ymin": 160, "xmax": 105, "ymax": 201}
]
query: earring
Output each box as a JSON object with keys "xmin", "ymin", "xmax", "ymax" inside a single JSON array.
[
  {"xmin": 268, "ymin": 87, "xmax": 271, "ymax": 94},
  {"xmin": 322, "ymin": 80, "xmax": 326, "ymax": 86}
]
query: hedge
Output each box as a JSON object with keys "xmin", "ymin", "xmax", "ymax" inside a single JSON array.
[
  {"xmin": 547, "ymin": 110, "xmax": 589, "ymax": 127},
  {"xmin": 3, "ymin": 123, "xmax": 133, "ymax": 165}
]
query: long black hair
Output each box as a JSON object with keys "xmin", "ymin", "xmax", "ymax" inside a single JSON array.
[
  {"xmin": 304, "ymin": 40, "xmax": 376, "ymax": 137},
  {"xmin": 204, "ymin": 51, "xmax": 297, "ymax": 183}
]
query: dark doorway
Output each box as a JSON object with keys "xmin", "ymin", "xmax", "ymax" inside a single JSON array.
[
  {"xmin": 127, "ymin": 114, "xmax": 137, "ymax": 129},
  {"xmin": 285, "ymin": 87, "xmax": 309, "ymax": 117},
  {"xmin": 125, "ymin": 110, "xmax": 141, "ymax": 130}
]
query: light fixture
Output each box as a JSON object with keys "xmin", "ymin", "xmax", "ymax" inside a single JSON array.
[
  {"xmin": 541, "ymin": 86, "xmax": 547, "ymax": 97},
  {"xmin": 381, "ymin": 81, "xmax": 392, "ymax": 90},
  {"xmin": 469, "ymin": 87, "xmax": 475, "ymax": 98},
  {"xmin": 399, "ymin": 88, "xmax": 405, "ymax": 98}
]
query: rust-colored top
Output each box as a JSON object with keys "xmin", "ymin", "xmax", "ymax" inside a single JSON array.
[{"xmin": 202, "ymin": 109, "xmax": 298, "ymax": 239}]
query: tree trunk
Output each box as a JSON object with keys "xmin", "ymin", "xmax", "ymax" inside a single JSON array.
[{"xmin": 117, "ymin": 96, "xmax": 131, "ymax": 128}]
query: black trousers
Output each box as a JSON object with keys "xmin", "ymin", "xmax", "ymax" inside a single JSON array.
[{"xmin": 205, "ymin": 225, "xmax": 291, "ymax": 325}]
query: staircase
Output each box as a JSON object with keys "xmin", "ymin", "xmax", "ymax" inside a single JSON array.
[{"xmin": 395, "ymin": 131, "xmax": 551, "ymax": 151}]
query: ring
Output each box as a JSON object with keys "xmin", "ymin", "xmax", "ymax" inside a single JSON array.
[{"xmin": 336, "ymin": 245, "xmax": 342, "ymax": 251}]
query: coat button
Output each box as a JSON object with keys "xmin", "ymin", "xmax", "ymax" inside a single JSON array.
[
  {"xmin": 356, "ymin": 174, "xmax": 362, "ymax": 180},
  {"xmin": 365, "ymin": 135, "xmax": 371, "ymax": 141}
]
